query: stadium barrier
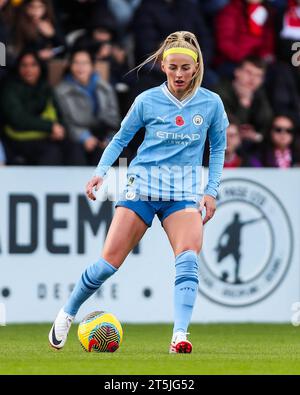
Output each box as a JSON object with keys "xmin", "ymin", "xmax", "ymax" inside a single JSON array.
[{"xmin": 0, "ymin": 167, "xmax": 299, "ymax": 323}]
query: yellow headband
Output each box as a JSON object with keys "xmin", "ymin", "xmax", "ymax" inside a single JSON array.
[{"xmin": 163, "ymin": 47, "xmax": 198, "ymax": 62}]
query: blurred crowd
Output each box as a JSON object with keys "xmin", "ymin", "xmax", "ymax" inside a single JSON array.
[{"xmin": 0, "ymin": 0, "xmax": 300, "ymax": 169}]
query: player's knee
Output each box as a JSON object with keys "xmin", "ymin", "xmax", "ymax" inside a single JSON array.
[{"xmin": 176, "ymin": 242, "xmax": 202, "ymax": 256}]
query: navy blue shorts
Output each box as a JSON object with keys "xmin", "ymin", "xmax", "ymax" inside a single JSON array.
[{"xmin": 115, "ymin": 198, "xmax": 199, "ymax": 227}]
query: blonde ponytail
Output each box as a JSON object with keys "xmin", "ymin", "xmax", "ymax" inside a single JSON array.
[{"xmin": 135, "ymin": 31, "xmax": 204, "ymax": 100}]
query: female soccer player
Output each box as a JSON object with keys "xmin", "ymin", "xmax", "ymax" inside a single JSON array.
[{"xmin": 49, "ymin": 31, "xmax": 228, "ymax": 353}]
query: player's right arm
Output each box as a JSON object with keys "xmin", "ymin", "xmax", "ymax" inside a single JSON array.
[
  {"xmin": 86, "ymin": 93, "xmax": 145, "ymax": 200},
  {"xmin": 201, "ymin": 95, "xmax": 229, "ymax": 224}
]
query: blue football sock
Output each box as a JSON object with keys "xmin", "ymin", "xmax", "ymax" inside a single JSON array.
[
  {"xmin": 173, "ymin": 250, "xmax": 199, "ymax": 334},
  {"xmin": 64, "ymin": 257, "xmax": 117, "ymax": 317}
]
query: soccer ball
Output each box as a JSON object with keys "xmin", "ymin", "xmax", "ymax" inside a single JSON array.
[{"xmin": 78, "ymin": 311, "xmax": 123, "ymax": 353}]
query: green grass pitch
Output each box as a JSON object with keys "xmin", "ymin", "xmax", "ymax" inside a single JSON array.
[{"xmin": 0, "ymin": 323, "xmax": 300, "ymax": 375}]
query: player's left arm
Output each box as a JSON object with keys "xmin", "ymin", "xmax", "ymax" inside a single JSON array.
[{"xmin": 201, "ymin": 95, "xmax": 229, "ymax": 225}]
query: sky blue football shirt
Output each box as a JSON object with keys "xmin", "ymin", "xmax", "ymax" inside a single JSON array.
[{"xmin": 94, "ymin": 82, "xmax": 229, "ymax": 200}]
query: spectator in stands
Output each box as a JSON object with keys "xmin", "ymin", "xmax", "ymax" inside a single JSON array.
[
  {"xmin": 132, "ymin": 0, "xmax": 215, "ymax": 90},
  {"xmin": 266, "ymin": 61, "xmax": 300, "ymax": 128},
  {"xmin": 13, "ymin": 0, "xmax": 66, "ymax": 61},
  {"xmin": 265, "ymin": 1, "xmax": 300, "ymax": 127},
  {"xmin": 249, "ymin": 114, "xmax": 298, "ymax": 167},
  {"xmin": 55, "ymin": 49, "xmax": 120, "ymax": 166},
  {"xmin": 0, "ymin": 50, "xmax": 67, "ymax": 165},
  {"xmin": 224, "ymin": 116, "xmax": 245, "ymax": 168},
  {"xmin": 215, "ymin": 0, "xmax": 275, "ymax": 76},
  {"xmin": 213, "ymin": 56, "xmax": 273, "ymax": 144},
  {"xmin": 95, "ymin": 0, "xmax": 142, "ymax": 39},
  {"xmin": 74, "ymin": 19, "xmax": 130, "ymax": 87}
]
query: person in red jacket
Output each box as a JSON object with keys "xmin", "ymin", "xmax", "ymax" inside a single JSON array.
[{"xmin": 215, "ymin": 0, "xmax": 275, "ymax": 75}]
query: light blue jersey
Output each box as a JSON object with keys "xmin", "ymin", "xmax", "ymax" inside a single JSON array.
[{"xmin": 94, "ymin": 82, "xmax": 229, "ymax": 201}]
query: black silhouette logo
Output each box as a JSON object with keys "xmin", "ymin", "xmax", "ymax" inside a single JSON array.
[
  {"xmin": 215, "ymin": 213, "xmax": 264, "ymax": 284},
  {"xmin": 199, "ymin": 178, "xmax": 293, "ymax": 307}
]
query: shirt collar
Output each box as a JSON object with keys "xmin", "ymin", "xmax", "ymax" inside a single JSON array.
[{"xmin": 161, "ymin": 81, "xmax": 198, "ymax": 109}]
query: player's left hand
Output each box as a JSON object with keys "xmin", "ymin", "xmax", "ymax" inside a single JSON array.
[
  {"xmin": 86, "ymin": 176, "xmax": 103, "ymax": 201},
  {"xmin": 199, "ymin": 195, "xmax": 216, "ymax": 225}
]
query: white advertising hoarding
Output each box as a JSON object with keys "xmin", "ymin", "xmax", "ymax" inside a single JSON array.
[{"xmin": 0, "ymin": 167, "xmax": 299, "ymax": 323}]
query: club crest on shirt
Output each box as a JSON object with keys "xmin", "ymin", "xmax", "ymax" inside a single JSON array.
[
  {"xmin": 175, "ymin": 115, "xmax": 185, "ymax": 126},
  {"xmin": 193, "ymin": 115, "xmax": 203, "ymax": 126}
]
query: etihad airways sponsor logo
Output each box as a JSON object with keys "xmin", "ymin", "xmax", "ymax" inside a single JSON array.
[{"xmin": 156, "ymin": 131, "xmax": 200, "ymax": 141}]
